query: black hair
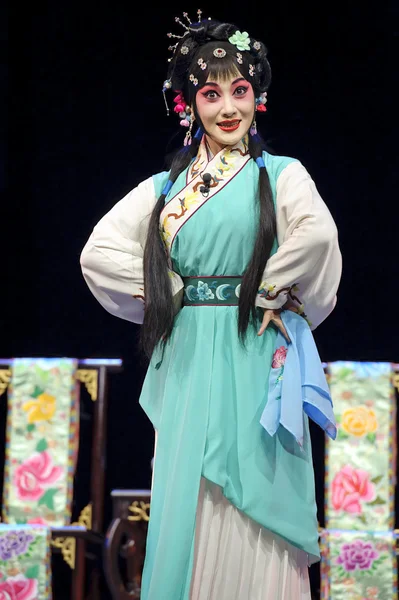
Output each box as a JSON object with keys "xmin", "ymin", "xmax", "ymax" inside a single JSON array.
[
  {"xmin": 140, "ymin": 19, "xmax": 275, "ymax": 359},
  {"xmin": 170, "ymin": 21, "xmax": 271, "ymax": 100}
]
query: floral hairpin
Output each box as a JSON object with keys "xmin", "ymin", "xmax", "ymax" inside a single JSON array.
[
  {"xmin": 197, "ymin": 58, "xmax": 207, "ymax": 70},
  {"xmin": 173, "ymin": 92, "xmax": 193, "ymax": 127},
  {"xmin": 173, "ymin": 91, "xmax": 195, "ymax": 145},
  {"xmin": 256, "ymin": 92, "xmax": 267, "ymax": 112},
  {"xmin": 228, "ymin": 30, "xmax": 251, "ymax": 51}
]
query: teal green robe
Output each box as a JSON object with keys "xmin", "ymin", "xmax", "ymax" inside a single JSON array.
[{"xmin": 139, "ymin": 147, "xmax": 320, "ymax": 599}]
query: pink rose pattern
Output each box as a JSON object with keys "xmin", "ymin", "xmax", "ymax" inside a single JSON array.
[
  {"xmin": 0, "ymin": 575, "xmax": 38, "ymax": 600},
  {"xmin": 26, "ymin": 518, "xmax": 47, "ymax": 525},
  {"xmin": 272, "ymin": 346, "xmax": 287, "ymax": 368},
  {"xmin": 13, "ymin": 450, "xmax": 62, "ymax": 501},
  {"xmin": 336, "ymin": 539, "xmax": 379, "ymax": 571},
  {"xmin": 331, "ymin": 465, "xmax": 376, "ymax": 513}
]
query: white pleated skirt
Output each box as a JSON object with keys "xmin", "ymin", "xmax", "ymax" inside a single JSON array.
[{"xmin": 152, "ymin": 432, "xmax": 311, "ymax": 600}]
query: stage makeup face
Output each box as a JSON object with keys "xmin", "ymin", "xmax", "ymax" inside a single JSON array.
[{"xmin": 195, "ymin": 75, "xmax": 254, "ymax": 155}]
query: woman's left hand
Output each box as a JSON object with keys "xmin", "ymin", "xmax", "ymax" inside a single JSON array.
[{"xmin": 258, "ymin": 308, "xmax": 291, "ymax": 343}]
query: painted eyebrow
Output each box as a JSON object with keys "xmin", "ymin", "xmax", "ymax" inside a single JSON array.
[{"xmin": 201, "ymin": 77, "xmax": 247, "ymax": 88}]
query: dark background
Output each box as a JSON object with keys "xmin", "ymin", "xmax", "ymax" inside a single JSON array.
[{"xmin": 3, "ymin": 0, "xmax": 398, "ymax": 598}]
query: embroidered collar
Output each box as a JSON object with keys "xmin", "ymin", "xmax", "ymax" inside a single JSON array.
[
  {"xmin": 188, "ymin": 135, "xmax": 249, "ymax": 184},
  {"xmin": 161, "ymin": 135, "xmax": 251, "ymax": 253}
]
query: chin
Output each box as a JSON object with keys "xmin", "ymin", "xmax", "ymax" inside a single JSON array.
[{"xmin": 225, "ymin": 132, "xmax": 247, "ymax": 147}]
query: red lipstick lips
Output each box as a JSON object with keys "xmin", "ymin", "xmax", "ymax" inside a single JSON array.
[{"xmin": 217, "ymin": 119, "xmax": 241, "ymax": 132}]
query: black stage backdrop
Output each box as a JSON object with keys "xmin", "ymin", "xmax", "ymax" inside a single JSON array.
[{"xmin": 4, "ymin": 1, "xmax": 399, "ymax": 598}]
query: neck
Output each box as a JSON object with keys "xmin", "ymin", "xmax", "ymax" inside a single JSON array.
[{"xmin": 204, "ymin": 135, "xmax": 226, "ymax": 158}]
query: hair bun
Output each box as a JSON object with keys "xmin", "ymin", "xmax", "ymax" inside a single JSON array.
[{"xmin": 188, "ymin": 21, "xmax": 210, "ymax": 42}]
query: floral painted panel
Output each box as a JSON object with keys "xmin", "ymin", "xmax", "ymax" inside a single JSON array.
[
  {"xmin": 325, "ymin": 362, "xmax": 396, "ymax": 529},
  {"xmin": 0, "ymin": 524, "xmax": 52, "ymax": 599},
  {"xmin": 3, "ymin": 359, "xmax": 79, "ymax": 527},
  {"xmin": 320, "ymin": 530, "xmax": 397, "ymax": 600}
]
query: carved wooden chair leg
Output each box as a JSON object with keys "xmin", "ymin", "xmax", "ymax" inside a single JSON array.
[
  {"xmin": 121, "ymin": 520, "xmax": 147, "ymax": 596},
  {"xmin": 124, "ymin": 532, "xmax": 139, "ymax": 595},
  {"xmin": 104, "ymin": 517, "xmax": 147, "ymax": 600},
  {"xmin": 103, "ymin": 490, "xmax": 150, "ymax": 599},
  {"xmin": 71, "ymin": 538, "xmax": 86, "ymax": 600}
]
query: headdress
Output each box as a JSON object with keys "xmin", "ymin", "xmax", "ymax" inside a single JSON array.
[{"xmin": 162, "ymin": 11, "xmax": 270, "ymax": 143}]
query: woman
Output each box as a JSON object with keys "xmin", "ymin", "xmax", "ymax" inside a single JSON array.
[{"xmin": 80, "ymin": 14, "xmax": 342, "ymax": 600}]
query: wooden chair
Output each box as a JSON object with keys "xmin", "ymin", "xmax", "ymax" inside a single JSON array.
[
  {"xmin": 103, "ymin": 489, "xmax": 151, "ymax": 600},
  {"xmin": 0, "ymin": 358, "xmax": 123, "ymax": 600}
]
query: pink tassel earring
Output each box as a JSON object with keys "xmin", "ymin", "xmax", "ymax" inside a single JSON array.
[{"xmin": 184, "ymin": 116, "xmax": 194, "ymax": 146}]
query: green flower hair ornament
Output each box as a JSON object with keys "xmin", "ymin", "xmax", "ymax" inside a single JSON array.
[{"xmin": 228, "ymin": 30, "xmax": 251, "ymax": 51}]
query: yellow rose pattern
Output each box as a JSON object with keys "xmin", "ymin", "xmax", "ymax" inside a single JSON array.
[
  {"xmin": 341, "ymin": 406, "xmax": 378, "ymax": 437},
  {"xmin": 22, "ymin": 393, "xmax": 56, "ymax": 424}
]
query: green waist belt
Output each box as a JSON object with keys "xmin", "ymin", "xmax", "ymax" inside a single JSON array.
[{"xmin": 183, "ymin": 276, "xmax": 242, "ymax": 306}]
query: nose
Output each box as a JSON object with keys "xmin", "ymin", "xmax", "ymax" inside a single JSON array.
[{"xmin": 221, "ymin": 94, "xmax": 237, "ymax": 117}]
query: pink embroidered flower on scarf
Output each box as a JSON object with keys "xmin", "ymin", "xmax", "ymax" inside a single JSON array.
[
  {"xmin": 0, "ymin": 575, "xmax": 38, "ymax": 600},
  {"xmin": 272, "ymin": 346, "xmax": 287, "ymax": 368},
  {"xmin": 13, "ymin": 450, "xmax": 62, "ymax": 502},
  {"xmin": 331, "ymin": 465, "xmax": 376, "ymax": 513}
]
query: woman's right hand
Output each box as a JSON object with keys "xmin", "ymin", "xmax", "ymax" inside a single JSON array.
[{"xmin": 258, "ymin": 308, "xmax": 291, "ymax": 344}]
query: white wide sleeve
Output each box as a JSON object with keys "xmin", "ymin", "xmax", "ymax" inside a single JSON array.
[
  {"xmin": 255, "ymin": 161, "xmax": 342, "ymax": 330},
  {"xmin": 80, "ymin": 176, "xmax": 184, "ymax": 324}
]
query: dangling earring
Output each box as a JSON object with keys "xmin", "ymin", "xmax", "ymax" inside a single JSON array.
[
  {"xmin": 184, "ymin": 114, "xmax": 195, "ymax": 146},
  {"xmin": 250, "ymin": 119, "xmax": 257, "ymax": 136}
]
